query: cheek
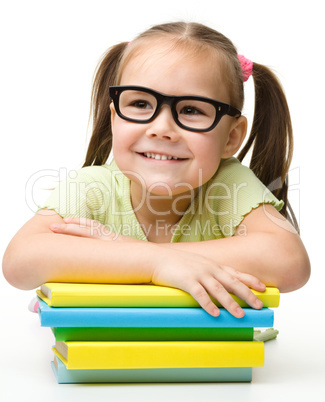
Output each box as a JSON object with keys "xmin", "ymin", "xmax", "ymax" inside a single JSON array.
[
  {"xmin": 112, "ymin": 115, "xmax": 143, "ymax": 139},
  {"xmin": 111, "ymin": 120, "xmax": 143, "ymax": 172},
  {"xmin": 193, "ymin": 136, "xmax": 225, "ymax": 180},
  {"xmin": 112, "ymin": 119, "xmax": 132, "ymax": 150},
  {"xmin": 111, "ymin": 122, "xmax": 129, "ymax": 168},
  {"xmin": 195, "ymin": 135, "xmax": 224, "ymax": 162}
]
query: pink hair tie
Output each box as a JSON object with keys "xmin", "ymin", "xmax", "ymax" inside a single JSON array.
[{"xmin": 238, "ymin": 54, "xmax": 253, "ymax": 82}]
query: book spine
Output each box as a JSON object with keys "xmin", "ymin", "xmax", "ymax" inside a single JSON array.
[
  {"xmin": 52, "ymin": 356, "xmax": 252, "ymax": 383},
  {"xmin": 37, "ymin": 286, "xmax": 280, "ymax": 308},
  {"xmin": 52, "ymin": 326, "xmax": 254, "ymax": 342},
  {"xmin": 53, "ymin": 341, "xmax": 264, "ymax": 369},
  {"xmin": 38, "ymin": 300, "xmax": 274, "ymax": 328}
]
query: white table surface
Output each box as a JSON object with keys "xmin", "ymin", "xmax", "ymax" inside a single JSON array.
[{"xmin": 1, "ymin": 274, "xmax": 324, "ymax": 402}]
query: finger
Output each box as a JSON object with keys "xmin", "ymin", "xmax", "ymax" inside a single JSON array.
[
  {"xmin": 64, "ymin": 217, "xmax": 93, "ymax": 227},
  {"xmin": 64, "ymin": 218, "xmax": 109, "ymax": 239},
  {"xmin": 204, "ymin": 280, "xmax": 245, "ymax": 318},
  {"xmin": 189, "ymin": 283, "xmax": 221, "ymax": 317},
  {"xmin": 234, "ymin": 272, "xmax": 266, "ymax": 292},
  {"xmin": 50, "ymin": 223, "xmax": 99, "ymax": 239},
  {"xmin": 223, "ymin": 266, "xmax": 266, "ymax": 292},
  {"xmin": 214, "ymin": 269, "xmax": 264, "ymax": 310},
  {"xmin": 64, "ymin": 217, "xmax": 113, "ymax": 240}
]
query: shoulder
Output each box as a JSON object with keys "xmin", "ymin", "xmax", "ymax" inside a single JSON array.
[
  {"xmin": 39, "ymin": 162, "xmax": 127, "ymax": 220},
  {"xmin": 72, "ymin": 163, "xmax": 115, "ymax": 181},
  {"xmin": 203, "ymin": 157, "xmax": 284, "ymax": 237},
  {"xmin": 214, "ymin": 157, "xmax": 256, "ymax": 182},
  {"xmin": 208, "ymin": 157, "xmax": 274, "ymax": 194},
  {"xmin": 208, "ymin": 157, "xmax": 283, "ymax": 203},
  {"xmin": 69, "ymin": 160, "xmax": 126, "ymax": 187}
]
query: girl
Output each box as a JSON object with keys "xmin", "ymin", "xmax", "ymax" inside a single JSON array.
[{"xmin": 2, "ymin": 22, "xmax": 310, "ymax": 318}]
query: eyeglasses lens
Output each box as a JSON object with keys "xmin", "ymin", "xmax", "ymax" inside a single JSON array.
[{"xmin": 118, "ymin": 90, "xmax": 217, "ymax": 131}]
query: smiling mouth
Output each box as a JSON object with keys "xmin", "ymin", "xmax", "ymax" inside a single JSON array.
[{"xmin": 140, "ymin": 152, "xmax": 186, "ymax": 161}]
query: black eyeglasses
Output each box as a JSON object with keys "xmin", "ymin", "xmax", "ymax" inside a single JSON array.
[{"xmin": 109, "ymin": 85, "xmax": 241, "ymax": 133}]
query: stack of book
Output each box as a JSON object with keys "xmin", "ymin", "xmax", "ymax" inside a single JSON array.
[{"xmin": 36, "ymin": 283, "xmax": 279, "ymax": 383}]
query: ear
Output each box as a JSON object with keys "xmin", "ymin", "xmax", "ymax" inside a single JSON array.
[
  {"xmin": 221, "ymin": 116, "xmax": 247, "ymax": 159},
  {"xmin": 110, "ymin": 102, "xmax": 116, "ymax": 130}
]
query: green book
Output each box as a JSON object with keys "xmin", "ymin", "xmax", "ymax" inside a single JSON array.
[{"xmin": 52, "ymin": 327, "xmax": 254, "ymax": 342}]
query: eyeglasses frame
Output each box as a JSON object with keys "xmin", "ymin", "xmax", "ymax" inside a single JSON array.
[{"xmin": 109, "ymin": 85, "xmax": 241, "ymax": 133}]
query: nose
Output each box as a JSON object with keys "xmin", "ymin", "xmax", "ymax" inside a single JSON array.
[{"xmin": 145, "ymin": 105, "xmax": 181, "ymax": 142}]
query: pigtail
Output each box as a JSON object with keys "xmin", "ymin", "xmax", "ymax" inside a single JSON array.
[
  {"xmin": 237, "ymin": 63, "xmax": 298, "ymax": 231},
  {"xmin": 83, "ymin": 42, "xmax": 128, "ymax": 167}
]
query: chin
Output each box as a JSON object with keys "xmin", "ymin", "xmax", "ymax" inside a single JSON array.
[{"xmin": 148, "ymin": 182, "xmax": 199, "ymax": 199}]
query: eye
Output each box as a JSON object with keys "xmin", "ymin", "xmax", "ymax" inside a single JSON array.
[
  {"xmin": 130, "ymin": 100, "xmax": 153, "ymax": 109},
  {"xmin": 180, "ymin": 105, "xmax": 203, "ymax": 115}
]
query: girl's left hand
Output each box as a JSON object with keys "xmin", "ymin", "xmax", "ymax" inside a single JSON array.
[{"xmin": 49, "ymin": 217, "xmax": 140, "ymax": 242}]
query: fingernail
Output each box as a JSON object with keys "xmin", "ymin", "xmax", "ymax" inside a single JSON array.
[
  {"xmin": 256, "ymin": 299, "xmax": 263, "ymax": 308},
  {"xmin": 212, "ymin": 307, "xmax": 220, "ymax": 317},
  {"xmin": 236, "ymin": 307, "xmax": 245, "ymax": 317}
]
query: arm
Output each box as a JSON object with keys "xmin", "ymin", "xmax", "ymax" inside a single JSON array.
[
  {"xmin": 51, "ymin": 204, "xmax": 309, "ymax": 292},
  {"xmin": 2, "ymin": 209, "xmax": 152, "ymax": 288},
  {"xmin": 2, "ymin": 209, "xmax": 265, "ymax": 318},
  {"xmin": 164, "ymin": 204, "xmax": 310, "ymax": 292}
]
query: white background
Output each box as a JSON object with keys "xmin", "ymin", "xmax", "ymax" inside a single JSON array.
[{"xmin": 1, "ymin": 1, "xmax": 324, "ymax": 401}]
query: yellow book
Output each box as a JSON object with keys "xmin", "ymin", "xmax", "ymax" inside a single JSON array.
[
  {"xmin": 37, "ymin": 283, "xmax": 279, "ymax": 308},
  {"xmin": 53, "ymin": 341, "xmax": 264, "ymax": 369}
]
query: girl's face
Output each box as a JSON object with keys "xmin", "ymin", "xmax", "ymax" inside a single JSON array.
[{"xmin": 111, "ymin": 42, "xmax": 244, "ymax": 197}]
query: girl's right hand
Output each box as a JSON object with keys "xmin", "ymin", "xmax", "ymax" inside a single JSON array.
[{"xmin": 152, "ymin": 248, "xmax": 265, "ymax": 318}]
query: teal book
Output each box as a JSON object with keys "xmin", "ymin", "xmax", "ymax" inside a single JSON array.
[
  {"xmin": 51, "ymin": 355, "xmax": 252, "ymax": 383},
  {"xmin": 52, "ymin": 326, "xmax": 254, "ymax": 341},
  {"xmin": 38, "ymin": 299, "xmax": 274, "ymax": 328}
]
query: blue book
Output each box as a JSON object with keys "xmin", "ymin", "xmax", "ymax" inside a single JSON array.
[
  {"xmin": 38, "ymin": 298, "xmax": 274, "ymax": 328},
  {"xmin": 51, "ymin": 355, "xmax": 252, "ymax": 383}
]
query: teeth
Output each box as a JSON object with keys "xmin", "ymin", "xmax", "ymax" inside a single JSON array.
[{"xmin": 144, "ymin": 153, "xmax": 178, "ymax": 160}]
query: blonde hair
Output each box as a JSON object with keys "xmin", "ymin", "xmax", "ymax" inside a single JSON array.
[{"xmin": 84, "ymin": 21, "xmax": 296, "ymax": 229}]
